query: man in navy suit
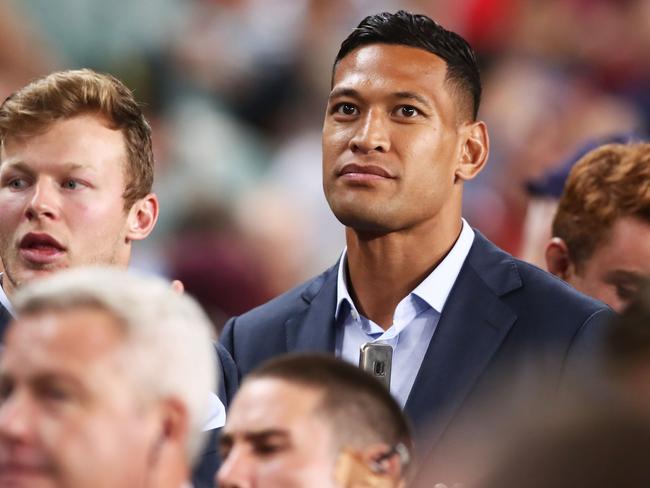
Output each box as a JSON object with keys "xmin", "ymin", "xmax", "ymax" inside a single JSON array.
[
  {"xmin": 0, "ymin": 69, "xmax": 235, "ymax": 487},
  {"xmin": 221, "ymin": 9, "xmax": 612, "ymax": 476}
]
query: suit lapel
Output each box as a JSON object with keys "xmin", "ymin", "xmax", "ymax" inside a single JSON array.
[
  {"xmin": 405, "ymin": 232, "xmax": 521, "ymax": 450},
  {"xmin": 285, "ymin": 265, "xmax": 338, "ymax": 353}
]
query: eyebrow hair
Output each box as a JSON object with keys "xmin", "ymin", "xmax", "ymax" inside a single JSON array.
[
  {"xmin": 0, "ymin": 160, "xmax": 32, "ymax": 173},
  {"xmin": 393, "ymin": 91, "xmax": 433, "ymax": 110},
  {"xmin": 219, "ymin": 429, "xmax": 290, "ymax": 447},
  {"xmin": 0, "ymin": 370, "xmax": 88, "ymax": 394},
  {"xmin": 604, "ymin": 270, "xmax": 646, "ymax": 283},
  {"xmin": 1, "ymin": 161, "xmax": 92, "ymax": 173},
  {"xmin": 328, "ymin": 87, "xmax": 362, "ymax": 101},
  {"xmin": 327, "ymin": 88, "xmax": 433, "ymax": 110}
]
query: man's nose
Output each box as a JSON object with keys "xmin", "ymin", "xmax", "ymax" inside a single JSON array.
[
  {"xmin": 25, "ymin": 180, "xmax": 60, "ymax": 221},
  {"xmin": 349, "ymin": 109, "xmax": 391, "ymax": 154},
  {"xmin": 216, "ymin": 445, "xmax": 254, "ymax": 488},
  {"xmin": 0, "ymin": 390, "xmax": 36, "ymax": 444}
]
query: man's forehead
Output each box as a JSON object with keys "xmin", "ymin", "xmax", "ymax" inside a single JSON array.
[
  {"xmin": 333, "ymin": 43, "xmax": 448, "ymax": 85},
  {"xmin": 0, "ymin": 115, "xmax": 127, "ymax": 164},
  {"xmin": 227, "ymin": 378, "xmax": 324, "ymax": 431}
]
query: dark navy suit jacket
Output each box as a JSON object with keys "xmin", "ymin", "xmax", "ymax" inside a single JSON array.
[
  {"xmin": 0, "ymin": 301, "xmax": 235, "ymax": 488},
  {"xmin": 0, "ymin": 303, "xmax": 11, "ymax": 340},
  {"xmin": 220, "ymin": 230, "xmax": 614, "ymax": 462}
]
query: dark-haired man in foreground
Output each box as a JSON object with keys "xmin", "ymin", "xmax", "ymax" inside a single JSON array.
[
  {"xmin": 218, "ymin": 354, "xmax": 411, "ymax": 488},
  {"xmin": 221, "ymin": 10, "xmax": 613, "ymax": 474}
]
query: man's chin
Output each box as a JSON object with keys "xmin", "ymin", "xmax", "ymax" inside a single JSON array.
[
  {"xmin": 6, "ymin": 265, "xmax": 69, "ymax": 290},
  {"xmin": 332, "ymin": 208, "xmax": 398, "ymax": 235}
]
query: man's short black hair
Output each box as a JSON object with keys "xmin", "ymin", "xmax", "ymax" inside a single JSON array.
[
  {"xmin": 333, "ymin": 10, "xmax": 481, "ymax": 121},
  {"xmin": 248, "ymin": 353, "xmax": 412, "ymax": 454}
]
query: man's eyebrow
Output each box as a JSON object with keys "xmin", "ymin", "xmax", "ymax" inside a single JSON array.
[
  {"xmin": 61, "ymin": 162, "xmax": 90, "ymax": 171},
  {"xmin": 56, "ymin": 161, "xmax": 96, "ymax": 173},
  {"xmin": 328, "ymin": 88, "xmax": 433, "ymax": 110},
  {"xmin": 27, "ymin": 371, "xmax": 89, "ymax": 397},
  {"xmin": 393, "ymin": 91, "xmax": 433, "ymax": 110},
  {"xmin": 219, "ymin": 432, "xmax": 233, "ymax": 448},
  {"xmin": 328, "ymin": 87, "xmax": 362, "ymax": 101},
  {"xmin": 245, "ymin": 429, "xmax": 289, "ymax": 442},
  {"xmin": 604, "ymin": 270, "xmax": 645, "ymax": 283},
  {"xmin": 1, "ymin": 161, "xmax": 32, "ymax": 173},
  {"xmin": 1, "ymin": 161, "xmax": 91, "ymax": 173},
  {"xmin": 0, "ymin": 372, "xmax": 13, "ymax": 388},
  {"xmin": 220, "ymin": 428, "xmax": 290, "ymax": 445}
]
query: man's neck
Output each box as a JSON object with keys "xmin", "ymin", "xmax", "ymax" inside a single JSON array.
[{"xmin": 345, "ymin": 217, "xmax": 462, "ymax": 329}]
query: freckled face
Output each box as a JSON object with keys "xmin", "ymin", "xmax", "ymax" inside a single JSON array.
[
  {"xmin": 0, "ymin": 114, "xmax": 135, "ymax": 294},
  {"xmin": 322, "ymin": 44, "xmax": 466, "ymax": 234}
]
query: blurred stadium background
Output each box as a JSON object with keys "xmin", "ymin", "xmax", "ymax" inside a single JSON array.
[{"xmin": 2, "ymin": 0, "xmax": 647, "ymax": 330}]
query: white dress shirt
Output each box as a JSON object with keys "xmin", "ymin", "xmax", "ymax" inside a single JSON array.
[{"xmin": 335, "ymin": 219, "xmax": 475, "ymax": 407}]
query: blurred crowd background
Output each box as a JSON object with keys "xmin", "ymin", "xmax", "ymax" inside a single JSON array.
[{"xmin": 2, "ymin": 0, "xmax": 648, "ymax": 331}]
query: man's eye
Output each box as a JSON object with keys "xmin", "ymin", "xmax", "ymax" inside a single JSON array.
[
  {"xmin": 335, "ymin": 103, "xmax": 358, "ymax": 116},
  {"xmin": 615, "ymin": 284, "xmax": 636, "ymax": 301},
  {"xmin": 0, "ymin": 381, "xmax": 14, "ymax": 402},
  {"xmin": 7, "ymin": 178, "xmax": 28, "ymax": 190},
  {"xmin": 395, "ymin": 105, "xmax": 420, "ymax": 117},
  {"xmin": 39, "ymin": 385, "xmax": 72, "ymax": 402},
  {"xmin": 62, "ymin": 179, "xmax": 81, "ymax": 190},
  {"xmin": 254, "ymin": 443, "xmax": 283, "ymax": 456},
  {"xmin": 219, "ymin": 446, "xmax": 232, "ymax": 460}
]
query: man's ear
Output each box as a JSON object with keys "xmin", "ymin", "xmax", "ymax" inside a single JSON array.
[
  {"xmin": 545, "ymin": 237, "xmax": 574, "ymax": 280},
  {"xmin": 126, "ymin": 193, "xmax": 159, "ymax": 242},
  {"xmin": 455, "ymin": 120, "xmax": 489, "ymax": 182},
  {"xmin": 334, "ymin": 443, "xmax": 405, "ymax": 488},
  {"xmin": 147, "ymin": 397, "xmax": 189, "ymax": 469}
]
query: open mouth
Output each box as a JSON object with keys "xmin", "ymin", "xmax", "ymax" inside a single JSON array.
[{"xmin": 18, "ymin": 233, "xmax": 66, "ymax": 264}]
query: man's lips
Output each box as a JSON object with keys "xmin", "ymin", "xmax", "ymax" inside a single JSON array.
[
  {"xmin": 18, "ymin": 233, "xmax": 66, "ymax": 264},
  {"xmin": 0, "ymin": 451, "xmax": 54, "ymax": 478},
  {"xmin": 0, "ymin": 461, "xmax": 50, "ymax": 474},
  {"xmin": 338, "ymin": 163, "xmax": 395, "ymax": 179}
]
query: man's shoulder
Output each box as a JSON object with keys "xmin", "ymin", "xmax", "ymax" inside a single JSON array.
[
  {"xmin": 467, "ymin": 230, "xmax": 611, "ymax": 324},
  {"xmin": 219, "ymin": 264, "xmax": 338, "ymax": 371},
  {"xmin": 223, "ymin": 264, "xmax": 337, "ymax": 334}
]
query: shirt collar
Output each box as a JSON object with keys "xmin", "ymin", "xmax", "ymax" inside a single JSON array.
[
  {"xmin": 335, "ymin": 219, "xmax": 475, "ymax": 320},
  {"xmin": 0, "ymin": 274, "xmax": 15, "ymax": 317}
]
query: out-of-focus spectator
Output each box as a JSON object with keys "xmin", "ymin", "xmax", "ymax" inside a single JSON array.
[
  {"xmin": 217, "ymin": 354, "xmax": 411, "ymax": 488},
  {"xmin": 476, "ymin": 402, "xmax": 650, "ymax": 488},
  {"xmin": 165, "ymin": 202, "xmax": 273, "ymax": 333},
  {"xmin": 0, "ymin": 268, "xmax": 216, "ymax": 488},
  {"xmin": 468, "ymin": 58, "xmax": 642, "ymax": 254},
  {"xmin": 520, "ymin": 133, "xmax": 640, "ymax": 268},
  {"xmin": 606, "ymin": 279, "xmax": 650, "ymax": 408},
  {"xmin": 546, "ymin": 143, "xmax": 650, "ymax": 312},
  {"xmin": 0, "ymin": 0, "xmax": 57, "ymax": 99}
]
